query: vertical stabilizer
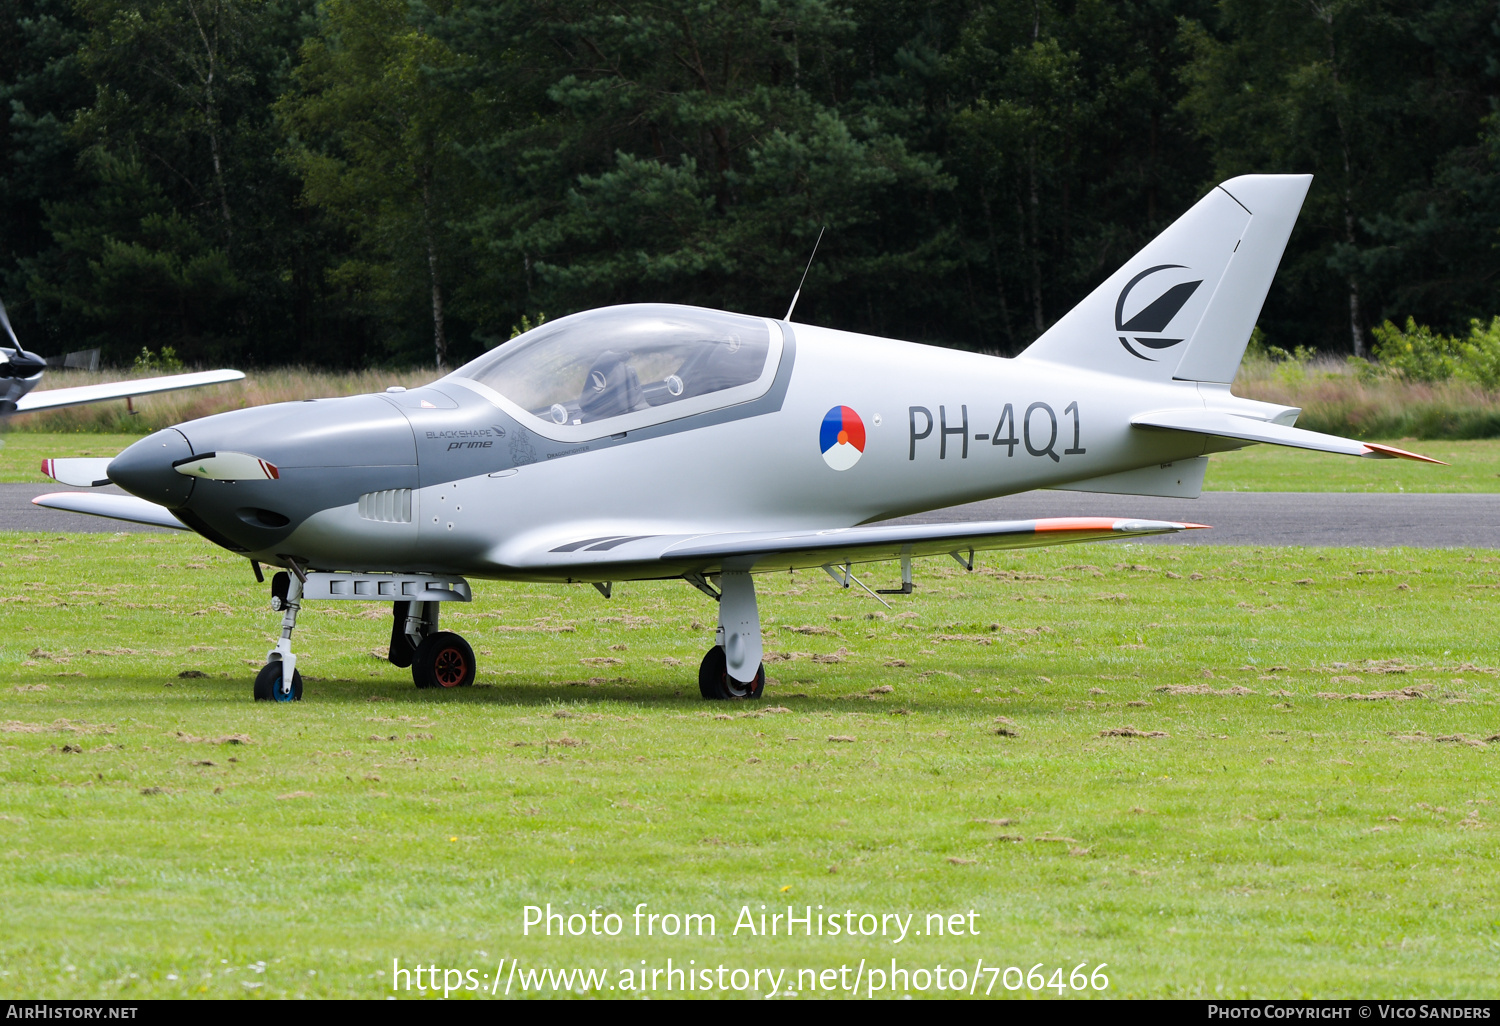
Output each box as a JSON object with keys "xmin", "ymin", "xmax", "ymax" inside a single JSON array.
[{"xmin": 1018, "ymin": 174, "xmax": 1311, "ymax": 384}]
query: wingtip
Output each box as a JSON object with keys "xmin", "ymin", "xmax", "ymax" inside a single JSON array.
[
  {"xmin": 1362, "ymin": 442, "xmax": 1448, "ymax": 465},
  {"xmin": 1178, "ymin": 522, "xmax": 1211, "ymax": 530}
]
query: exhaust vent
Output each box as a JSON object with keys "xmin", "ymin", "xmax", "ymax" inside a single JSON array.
[{"xmin": 358, "ymin": 488, "xmax": 413, "ymax": 524}]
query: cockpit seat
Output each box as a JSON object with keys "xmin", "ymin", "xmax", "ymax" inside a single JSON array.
[
  {"xmin": 577, "ymin": 349, "xmax": 644, "ymax": 420},
  {"xmin": 675, "ymin": 336, "xmax": 762, "ymax": 399}
]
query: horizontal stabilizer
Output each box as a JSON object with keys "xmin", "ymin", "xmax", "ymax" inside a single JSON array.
[
  {"xmin": 32, "ymin": 491, "xmax": 187, "ymax": 530},
  {"xmin": 1132, "ymin": 409, "xmax": 1447, "ymax": 463},
  {"xmin": 15, "ymin": 369, "xmax": 245, "ymax": 414},
  {"xmin": 41, "ymin": 457, "xmax": 114, "ymax": 488}
]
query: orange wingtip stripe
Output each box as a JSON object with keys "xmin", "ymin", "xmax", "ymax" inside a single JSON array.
[
  {"xmin": 1032, "ymin": 517, "xmax": 1208, "ymax": 533},
  {"xmin": 1032, "ymin": 517, "xmax": 1124, "ymax": 532},
  {"xmin": 1362, "ymin": 442, "xmax": 1448, "ymax": 465}
]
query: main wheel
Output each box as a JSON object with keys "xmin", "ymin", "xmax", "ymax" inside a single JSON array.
[
  {"xmin": 697, "ymin": 645, "xmax": 765, "ymax": 700},
  {"xmin": 253, "ymin": 661, "xmax": 303, "ymax": 702},
  {"xmin": 412, "ymin": 631, "xmax": 476, "ymax": 689}
]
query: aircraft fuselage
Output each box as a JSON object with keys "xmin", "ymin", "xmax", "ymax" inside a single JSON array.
[{"xmin": 106, "ymin": 317, "xmax": 1280, "ymax": 580}]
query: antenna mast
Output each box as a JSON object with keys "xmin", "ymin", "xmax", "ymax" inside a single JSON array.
[{"xmin": 783, "ymin": 225, "xmax": 826, "ymax": 322}]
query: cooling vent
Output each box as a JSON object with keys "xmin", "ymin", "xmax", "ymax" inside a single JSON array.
[{"xmin": 358, "ymin": 488, "xmax": 413, "ymax": 524}]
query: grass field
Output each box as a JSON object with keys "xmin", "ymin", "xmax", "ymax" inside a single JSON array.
[
  {"xmin": 1201, "ymin": 439, "xmax": 1500, "ymax": 492},
  {"xmin": 1, "ymin": 532, "xmax": 1496, "ymax": 999},
  {"xmin": 2, "ymin": 430, "xmax": 1497, "ymax": 493}
]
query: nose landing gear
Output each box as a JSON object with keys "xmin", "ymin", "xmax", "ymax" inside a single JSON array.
[{"xmin": 253, "ymin": 571, "xmax": 304, "ymax": 701}]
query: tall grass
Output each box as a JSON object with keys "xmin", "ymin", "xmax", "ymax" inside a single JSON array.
[
  {"xmin": 1234, "ymin": 355, "xmax": 1500, "ymax": 439},
  {"xmin": 9, "ymin": 354, "xmax": 1500, "ymax": 439},
  {"xmin": 2, "ymin": 366, "xmax": 443, "ymax": 434}
]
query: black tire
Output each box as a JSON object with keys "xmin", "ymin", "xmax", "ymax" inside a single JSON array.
[
  {"xmin": 697, "ymin": 645, "xmax": 765, "ymax": 700},
  {"xmin": 412, "ymin": 631, "xmax": 476, "ymax": 690},
  {"xmin": 252, "ymin": 661, "xmax": 303, "ymax": 702},
  {"xmin": 387, "ymin": 601, "xmax": 416, "ymax": 668}
]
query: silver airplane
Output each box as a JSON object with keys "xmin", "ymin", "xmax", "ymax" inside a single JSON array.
[
  {"xmin": 0, "ymin": 298, "xmax": 243, "ymax": 421},
  {"xmin": 35, "ymin": 174, "xmax": 1438, "ymax": 702}
]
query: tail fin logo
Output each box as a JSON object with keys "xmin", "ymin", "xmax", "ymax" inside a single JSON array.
[{"xmin": 1115, "ymin": 264, "xmax": 1203, "ymax": 361}]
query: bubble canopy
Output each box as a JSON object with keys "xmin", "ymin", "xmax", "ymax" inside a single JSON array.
[{"xmin": 446, "ymin": 304, "xmax": 785, "ymax": 441}]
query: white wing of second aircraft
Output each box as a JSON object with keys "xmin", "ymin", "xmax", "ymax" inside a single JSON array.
[
  {"xmin": 15, "ymin": 369, "xmax": 245, "ymax": 413},
  {"xmin": 32, "ymin": 491, "xmax": 187, "ymax": 530}
]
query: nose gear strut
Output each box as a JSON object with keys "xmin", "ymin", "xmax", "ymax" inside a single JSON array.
[{"xmin": 253, "ymin": 571, "xmax": 304, "ymax": 701}]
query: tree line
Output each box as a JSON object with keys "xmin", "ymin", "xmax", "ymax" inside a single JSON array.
[{"xmin": 2, "ymin": 0, "xmax": 1498, "ymax": 370}]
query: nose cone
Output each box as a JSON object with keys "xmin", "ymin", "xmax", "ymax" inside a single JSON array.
[
  {"xmin": 108, "ymin": 429, "xmax": 195, "ymax": 508},
  {"xmin": 9, "ymin": 350, "xmax": 47, "ymax": 376}
]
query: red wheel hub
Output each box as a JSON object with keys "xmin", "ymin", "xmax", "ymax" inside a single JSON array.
[{"xmin": 433, "ymin": 646, "xmax": 468, "ymax": 687}]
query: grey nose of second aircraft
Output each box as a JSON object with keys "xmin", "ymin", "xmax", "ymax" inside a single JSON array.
[{"xmin": 108, "ymin": 429, "xmax": 195, "ymax": 508}]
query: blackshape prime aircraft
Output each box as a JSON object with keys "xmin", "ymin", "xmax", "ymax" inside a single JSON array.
[
  {"xmin": 35, "ymin": 174, "xmax": 1440, "ymax": 701},
  {"xmin": 0, "ymin": 298, "xmax": 243, "ymax": 428}
]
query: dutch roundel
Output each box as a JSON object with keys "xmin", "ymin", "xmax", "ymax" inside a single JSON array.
[{"xmin": 819, "ymin": 406, "xmax": 866, "ymax": 471}]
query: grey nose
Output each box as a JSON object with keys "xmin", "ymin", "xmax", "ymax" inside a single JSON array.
[{"xmin": 108, "ymin": 429, "xmax": 195, "ymax": 508}]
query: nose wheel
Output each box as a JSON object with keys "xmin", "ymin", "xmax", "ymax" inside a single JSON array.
[
  {"xmin": 254, "ymin": 571, "xmax": 305, "ymax": 702},
  {"xmin": 412, "ymin": 631, "xmax": 476, "ymax": 689},
  {"xmin": 253, "ymin": 660, "xmax": 303, "ymax": 702}
]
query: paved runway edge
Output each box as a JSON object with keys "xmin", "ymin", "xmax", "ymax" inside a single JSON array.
[{"xmin": 5, "ymin": 483, "xmax": 1499, "ymax": 547}]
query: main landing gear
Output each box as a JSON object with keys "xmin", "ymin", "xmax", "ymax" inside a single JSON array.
[
  {"xmin": 690, "ymin": 570, "xmax": 766, "ymax": 701},
  {"xmin": 388, "ymin": 600, "xmax": 476, "ymax": 689},
  {"xmin": 252, "ymin": 570, "xmax": 475, "ymax": 701}
]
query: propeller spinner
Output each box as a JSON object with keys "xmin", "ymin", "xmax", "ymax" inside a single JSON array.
[{"xmin": 0, "ymin": 297, "xmax": 55, "ymax": 378}]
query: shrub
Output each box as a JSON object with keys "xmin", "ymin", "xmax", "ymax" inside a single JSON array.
[
  {"xmin": 132, "ymin": 346, "xmax": 185, "ymax": 373},
  {"xmin": 1369, "ymin": 318, "xmax": 1464, "ymax": 382},
  {"xmin": 1457, "ymin": 316, "xmax": 1500, "ymax": 389}
]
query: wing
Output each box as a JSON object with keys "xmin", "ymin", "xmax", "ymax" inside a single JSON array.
[
  {"xmin": 15, "ymin": 369, "xmax": 245, "ymax": 414},
  {"xmin": 505, "ymin": 516, "xmax": 1206, "ymax": 578},
  {"xmin": 32, "ymin": 492, "xmax": 187, "ymax": 530},
  {"xmin": 1133, "ymin": 409, "xmax": 1446, "ymax": 463}
]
